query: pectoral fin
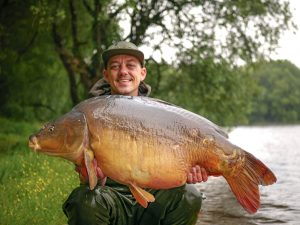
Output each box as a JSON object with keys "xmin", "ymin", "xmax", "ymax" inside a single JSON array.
[
  {"xmin": 83, "ymin": 149, "xmax": 98, "ymax": 190},
  {"xmin": 129, "ymin": 183, "xmax": 155, "ymax": 208}
]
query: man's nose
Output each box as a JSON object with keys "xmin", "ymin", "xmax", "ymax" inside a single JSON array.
[{"xmin": 119, "ymin": 63, "xmax": 128, "ymax": 75}]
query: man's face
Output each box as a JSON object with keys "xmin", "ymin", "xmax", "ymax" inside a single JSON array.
[{"xmin": 103, "ymin": 55, "xmax": 147, "ymax": 96}]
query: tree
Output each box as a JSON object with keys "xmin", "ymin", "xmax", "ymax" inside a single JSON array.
[
  {"xmin": 146, "ymin": 51, "xmax": 256, "ymax": 126},
  {"xmin": 0, "ymin": 0, "xmax": 72, "ymax": 121},
  {"xmin": 248, "ymin": 60, "xmax": 300, "ymax": 123},
  {"xmin": 30, "ymin": 0, "xmax": 295, "ymax": 104},
  {"xmin": 0, "ymin": 0, "xmax": 296, "ymax": 123}
]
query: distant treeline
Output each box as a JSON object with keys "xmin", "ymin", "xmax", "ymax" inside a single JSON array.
[{"xmin": 247, "ymin": 60, "xmax": 300, "ymax": 124}]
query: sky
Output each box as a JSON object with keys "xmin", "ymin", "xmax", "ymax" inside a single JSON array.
[{"xmin": 271, "ymin": 0, "xmax": 300, "ymax": 68}]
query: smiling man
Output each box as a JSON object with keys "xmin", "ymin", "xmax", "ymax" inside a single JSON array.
[
  {"xmin": 103, "ymin": 54, "xmax": 147, "ymax": 95},
  {"xmin": 63, "ymin": 41, "xmax": 208, "ymax": 225}
]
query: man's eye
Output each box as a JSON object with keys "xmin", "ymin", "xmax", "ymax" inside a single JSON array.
[
  {"xmin": 127, "ymin": 64, "xmax": 136, "ymax": 69},
  {"xmin": 110, "ymin": 65, "xmax": 119, "ymax": 70}
]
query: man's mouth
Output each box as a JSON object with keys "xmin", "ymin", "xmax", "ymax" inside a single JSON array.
[{"xmin": 117, "ymin": 78, "xmax": 132, "ymax": 83}]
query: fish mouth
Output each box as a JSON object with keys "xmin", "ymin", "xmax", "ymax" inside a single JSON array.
[{"xmin": 28, "ymin": 135, "xmax": 41, "ymax": 152}]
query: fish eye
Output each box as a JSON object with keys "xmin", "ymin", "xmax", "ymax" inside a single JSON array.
[{"xmin": 48, "ymin": 126, "xmax": 55, "ymax": 132}]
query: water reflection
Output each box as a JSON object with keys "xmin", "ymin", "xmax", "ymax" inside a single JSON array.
[{"xmin": 196, "ymin": 125, "xmax": 300, "ymax": 225}]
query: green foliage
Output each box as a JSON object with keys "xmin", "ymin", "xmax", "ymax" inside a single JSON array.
[
  {"xmin": 248, "ymin": 60, "xmax": 300, "ymax": 123},
  {"xmin": 0, "ymin": 117, "xmax": 78, "ymax": 224},
  {"xmin": 146, "ymin": 54, "xmax": 256, "ymax": 126},
  {"xmin": 0, "ymin": 41, "xmax": 72, "ymax": 121},
  {"xmin": 0, "ymin": 0, "xmax": 296, "ymax": 124},
  {"xmin": 0, "ymin": 0, "xmax": 72, "ymax": 121}
]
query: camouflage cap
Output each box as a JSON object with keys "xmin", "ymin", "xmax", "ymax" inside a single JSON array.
[{"xmin": 102, "ymin": 41, "xmax": 144, "ymax": 68}]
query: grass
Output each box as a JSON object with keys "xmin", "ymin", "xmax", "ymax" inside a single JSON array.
[{"xmin": 0, "ymin": 117, "xmax": 79, "ymax": 225}]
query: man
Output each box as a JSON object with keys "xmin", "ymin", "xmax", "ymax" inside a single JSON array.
[{"xmin": 63, "ymin": 41, "xmax": 208, "ymax": 225}]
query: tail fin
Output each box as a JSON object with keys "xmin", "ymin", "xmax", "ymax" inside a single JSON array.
[{"xmin": 225, "ymin": 151, "xmax": 277, "ymax": 213}]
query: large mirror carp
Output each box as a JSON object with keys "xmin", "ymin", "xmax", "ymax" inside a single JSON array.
[{"xmin": 28, "ymin": 95, "xmax": 276, "ymax": 213}]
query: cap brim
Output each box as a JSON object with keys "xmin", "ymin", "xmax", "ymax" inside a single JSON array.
[{"xmin": 102, "ymin": 49, "xmax": 144, "ymax": 66}]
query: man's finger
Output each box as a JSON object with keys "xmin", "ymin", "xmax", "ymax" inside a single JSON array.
[
  {"xmin": 187, "ymin": 173, "xmax": 193, "ymax": 183},
  {"xmin": 195, "ymin": 165, "xmax": 201, "ymax": 173},
  {"xmin": 201, "ymin": 167, "xmax": 208, "ymax": 182},
  {"xmin": 196, "ymin": 169, "xmax": 203, "ymax": 182},
  {"xmin": 191, "ymin": 167, "xmax": 197, "ymax": 175}
]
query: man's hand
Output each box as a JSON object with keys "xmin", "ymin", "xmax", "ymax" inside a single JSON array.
[{"xmin": 187, "ymin": 165, "xmax": 208, "ymax": 184}]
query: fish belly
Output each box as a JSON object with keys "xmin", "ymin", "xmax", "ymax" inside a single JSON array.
[{"xmin": 91, "ymin": 127, "xmax": 188, "ymax": 189}]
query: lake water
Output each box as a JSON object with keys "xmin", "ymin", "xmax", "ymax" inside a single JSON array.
[{"xmin": 196, "ymin": 125, "xmax": 300, "ymax": 225}]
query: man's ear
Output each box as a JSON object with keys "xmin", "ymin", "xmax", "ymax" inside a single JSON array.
[
  {"xmin": 141, "ymin": 67, "xmax": 147, "ymax": 81},
  {"xmin": 102, "ymin": 69, "xmax": 108, "ymax": 81}
]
